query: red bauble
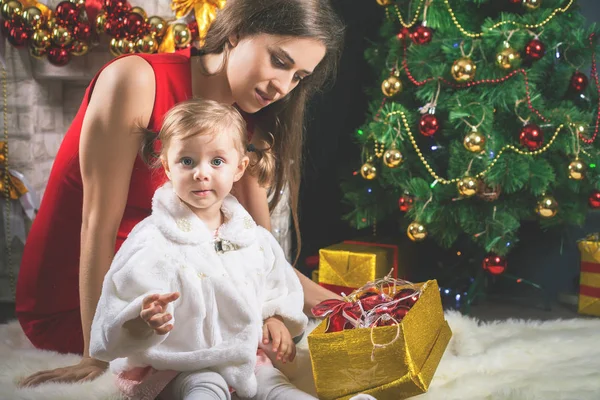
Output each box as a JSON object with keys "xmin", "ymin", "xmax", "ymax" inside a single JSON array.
[
  {"xmin": 398, "ymin": 194, "xmax": 414, "ymax": 212},
  {"xmin": 105, "ymin": 17, "xmax": 126, "ymax": 38},
  {"xmin": 411, "ymin": 25, "xmax": 433, "ymax": 45},
  {"xmin": 397, "ymin": 27, "xmax": 410, "ymax": 41},
  {"xmin": 103, "ymin": 0, "xmax": 130, "ymax": 16},
  {"xmin": 570, "ymin": 72, "xmax": 589, "ymax": 92},
  {"xmin": 482, "ymin": 253, "xmax": 507, "ymax": 275},
  {"xmin": 419, "ymin": 113, "xmax": 439, "ymax": 137},
  {"xmin": 73, "ymin": 22, "xmax": 91, "ymax": 41},
  {"xmin": 8, "ymin": 22, "xmax": 29, "ymax": 47},
  {"xmin": 188, "ymin": 20, "xmax": 198, "ymax": 39},
  {"xmin": 47, "ymin": 47, "xmax": 71, "ymax": 66},
  {"xmin": 524, "ymin": 39, "xmax": 545, "ymax": 61},
  {"xmin": 508, "ymin": 0, "xmax": 521, "ymax": 3},
  {"xmin": 55, "ymin": 1, "xmax": 79, "ymax": 26},
  {"xmin": 123, "ymin": 11, "xmax": 146, "ymax": 38},
  {"xmin": 589, "ymin": 190, "xmax": 600, "ymax": 209},
  {"xmin": 519, "ymin": 123, "xmax": 544, "ymax": 150},
  {"xmin": 0, "ymin": 20, "xmax": 11, "ymax": 38}
]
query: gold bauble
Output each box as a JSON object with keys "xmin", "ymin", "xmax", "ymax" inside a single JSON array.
[
  {"xmin": 523, "ymin": 0, "xmax": 541, "ymax": 10},
  {"xmin": 130, "ymin": 6, "xmax": 147, "ymax": 19},
  {"xmin": 96, "ymin": 12, "xmax": 106, "ymax": 34},
  {"xmin": 381, "ymin": 75, "xmax": 402, "ymax": 97},
  {"xmin": 451, "ymin": 57, "xmax": 476, "ymax": 82},
  {"xmin": 360, "ymin": 162, "xmax": 377, "ymax": 180},
  {"xmin": 147, "ymin": 16, "xmax": 167, "ymax": 38},
  {"xmin": 1, "ymin": 0, "xmax": 23, "ymax": 20},
  {"xmin": 407, "ymin": 221, "xmax": 427, "ymax": 242},
  {"xmin": 463, "ymin": 129, "xmax": 486, "ymax": 153},
  {"xmin": 117, "ymin": 38, "xmax": 135, "ymax": 54},
  {"xmin": 31, "ymin": 29, "xmax": 51, "ymax": 49},
  {"xmin": 52, "ymin": 26, "xmax": 72, "ymax": 46},
  {"xmin": 376, "ymin": 0, "xmax": 394, "ymax": 5},
  {"xmin": 457, "ymin": 176, "xmax": 478, "ymax": 197},
  {"xmin": 71, "ymin": 41, "xmax": 89, "ymax": 56},
  {"xmin": 496, "ymin": 42, "xmax": 521, "ymax": 70},
  {"xmin": 109, "ymin": 37, "xmax": 121, "ymax": 57},
  {"xmin": 46, "ymin": 17, "xmax": 56, "ymax": 32},
  {"xmin": 383, "ymin": 148, "xmax": 403, "ymax": 168},
  {"xmin": 535, "ymin": 195, "xmax": 558, "ymax": 218},
  {"xmin": 22, "ymin": 6, "xmax": 43, "ymax": 30},
  {"xmin": 568, "ymin": 160, "xmax": 585, "ymax": 180},
  {"xmin": 29, "ymin": 45, "xmax": 46, "ymax": 59},
  {"xmin": 136, "ymin": 35, "xmax": 158, "ymax": 53},
  {"xmin": 172, "ymin": 23, "xmax": 192, "ymax": 47}
]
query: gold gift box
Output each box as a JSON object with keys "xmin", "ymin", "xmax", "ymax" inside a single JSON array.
[
  {"xmin": 308, "ymin": 280, "xmax": 451, "ymax": 399},
  {"xmin": 318, "ymin": 242, "xmax": 397, "ymax": 292},
  {"xmin": 577, "ymin": 236, "xmax": 600, "ymax": 317}
]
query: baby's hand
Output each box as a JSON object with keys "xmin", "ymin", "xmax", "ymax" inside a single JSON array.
[
  {"xmin": 140, "ymin": 292, "xmax": 180, "ymax": 335},
  {"xmin": 263, "ymin": 316, "xmax": 296, "ymax": 363}
]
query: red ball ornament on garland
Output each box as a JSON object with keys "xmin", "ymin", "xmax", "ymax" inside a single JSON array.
[
  {"xmin": 508, "ymin": 0, "xmax": 521, "ymax": 3},
  {"xmin": 55, "ymin": 1, "xmax": 79, "ymax": 27},
  {"xmin": 519, "ymin": 123, "xmax": 544, "ymax": 150},
  {"xmin": 103, "ymin": 0, "xmax": 130, "ymax": 16},
  {"xmin": 482, "ymin": 253, "xmax": 507, "ymax": 275},
  {"xmin": 123, "ymin": 11, "xmax": 146, "ymax": 38},
  {"xmin": 397, "ymin": 27, "xmax": 410, "ymax": 41},
  {"xmin": 570, "ymin": 71, "xmax": 589, "ymax": 92},
  {"xmin": 524, "ymin": 39, "xmax": 545, "ymax": 61},
  {"xmin": 73, "ymin": 22, "xmax": 91, "ymax": 41},
  {"xmin": 589, "ymin": 190, "xmax": 600, "ymax": 209},
  {"xmin": 188, "ymin": 20, "xmax": 198, "ymax": 39},
  {"xmin": 47, "ymin": 46, "xmax": 71, "ymax": 66},
  {"xmin": 398, "ymin": 194, "xmax": 414, "ymax": 212},
  {"xmin": 8, "ymin": 21, "xmax": 29, "ymax": 47},
  {"xmin": 105, "ymin": 17, "xmax": 126, "ymax": 38},
  {"xmin": 411, "ymin": 25, "xmax": 433, "ymax": 45},
  {"xmin": 0, "ymin": 20, "xmax": 11, "ymax": 38},
  {"xmin": 419, "ymin": 113, "xmax": 439, "ymax": 137}
]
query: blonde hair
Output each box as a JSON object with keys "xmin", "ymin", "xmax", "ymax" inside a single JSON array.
[{"xmin": 141, "ymin": 98, "xmax": 275, "ymax": 187}]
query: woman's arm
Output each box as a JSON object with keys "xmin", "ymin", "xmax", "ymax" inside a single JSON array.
[{"xmin": 20, "ymin": 56, "xmax": 156, "ymax": 387}]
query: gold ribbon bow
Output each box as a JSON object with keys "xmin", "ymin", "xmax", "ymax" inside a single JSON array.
[
  {"xmin": 171, "ymin": 0, "xmax": 226, "ymax": 44},
  {"xmin": 0, "ymin": 142, "xmax": 28, "ymax": 201}
]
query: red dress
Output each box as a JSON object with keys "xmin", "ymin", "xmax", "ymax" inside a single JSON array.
[{"xmin": 15, "ymin": 50, "xmax": 193, "ymax": 354}]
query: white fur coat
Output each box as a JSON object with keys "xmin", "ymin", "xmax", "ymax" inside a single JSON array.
[{"xmin": 90, "ymin": 183, "xmax": 308, "ymax": 398}]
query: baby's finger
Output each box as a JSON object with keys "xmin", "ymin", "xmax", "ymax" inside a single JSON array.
[
  {"xmin": 157, "ymin": 292, "xmax": 180, "ymax": 306},
  {"xmin": 278, "ymin": 342, "xmax": 289, "ymax": 362},
  {"xmin": 271, "ymin": 329, "xmax": 282, "ymax": 353},
  {"xmin": 148, "ymin": 313, "xmax": 172, "ymax": 329},
  {"xmin": 142, "ymin": 294, "xmax": 160, "ymax": 309},
  {"xmin": 262, "ymin": 324, "xmax": 271, "ymax": 345},
  {"xmin": 154, "ymin": 323, "xmax": 173, "ymax": 335},
  {"xmin": 140, "ymin": 304, "xmax": 161, "ymax": 321},
  {"xmin": 289, "ymin": 343, "xmax": 297, "ymax": 362}
]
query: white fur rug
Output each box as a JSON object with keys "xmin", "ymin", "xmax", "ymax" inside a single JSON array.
[{"xmin": 1, "ymin": 312, "xmax": 600, "ymax": 400}]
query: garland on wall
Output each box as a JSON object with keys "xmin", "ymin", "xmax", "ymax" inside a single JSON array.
[{"xmin": 0, "ymin": 0, "xmax": 225, "ymax": 66}]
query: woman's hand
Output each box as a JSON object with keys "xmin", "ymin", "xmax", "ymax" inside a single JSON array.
[
  {"xmin": 19, "ymin": 357, "xmax": 108, "ymax": 387},
  {"xmin": 263, "ymin": 315, "xmax": 296, "ymax": 363}
]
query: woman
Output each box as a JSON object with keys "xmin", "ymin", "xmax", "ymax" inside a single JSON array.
[{"xmin": 17, "ymin": 0, "xmax": 344, "ymax": 387}]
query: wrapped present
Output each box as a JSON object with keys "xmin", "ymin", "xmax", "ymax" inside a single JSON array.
[
  {"xmin": 577, "ymin": 234, "xmax": 600, "ymax": 317},
  {"xmin": 312, "ymin": 269, "xmax": 319, "ymax": 283},
  {"xmin": 318, "ymin": 240, "xmax": 403, "ymax": 296},
  {"xmin": 308, "ymin": 278, "xmax": 451, "ymax": 400}
]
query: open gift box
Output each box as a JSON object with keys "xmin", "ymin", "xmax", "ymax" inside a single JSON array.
[{"xmin": 308, "ymin": 280, "xmax": 451, "ymax": 399}]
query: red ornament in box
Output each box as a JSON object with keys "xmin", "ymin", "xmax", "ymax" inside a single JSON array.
[
  {"xmin": 47, "ymin": 47, "xmax": 71, "ymax": 66},
  {"xmin": 482, "ymin": 253, "xmax": 507, "ymax": 275},
  {"xmin": 570, "ymin": 71, "xmax": 589, "ymax": 92},
  {"xmin": 589, "ymin": 190, "xmax": 600, "ymax": 209},
  {"xmin": 55, "ymin": 1, "xmax": 80, "ymax": 27},
  {"xmin": 398, "ymin": 194, "xmax": 414, "ymax": 212},
  {"xmin": 524, "ymin": 39, "xmax": 545, "ymax": 61},
  {"xmin": 519, "ymin": 123, "xmax": 544, "ymax": 150},
  {"xmin": 419, "ymin": 113, "xmax": 439, "ymax": 137},
  {"xmin": 411, "ymin": 25, "xmax": 433, "ymax": 45}
]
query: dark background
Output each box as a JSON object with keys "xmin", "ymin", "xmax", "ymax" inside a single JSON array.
[{"xmin": 298, "ymin": 0, "xmax": 600, "ymax": 303}]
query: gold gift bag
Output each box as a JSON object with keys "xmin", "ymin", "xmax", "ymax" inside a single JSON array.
[
  {"xmin": 578, "ymin": 235, "xmax": 600, "ymax": 317},
  {"xmin": 308, "ymin": 280, "xmax": 451, "ymax": 400}
]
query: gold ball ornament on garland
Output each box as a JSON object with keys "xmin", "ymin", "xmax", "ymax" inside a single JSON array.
[
  {"xmin": 360, "ymin": 162, "xmax": 377, "ymax": 180},
  {"xmin": 130, "ymin": 6, "xmax": 147, "ymax": 19},
  {"xmin": 109, "ymin": 37, "xmax": 121, "ymax": 57},
  {"xmin": 96, "ymin": 12, "xmax": 106, "ymax": 34},
  {"xmin": 117, "ymin": 38, "xmax": 135, "ymax": 54},
  {"xmin": 523, "ymin": 0, "xmax": 541, "ymax": 10},
  {"xmin": 383, "ymin": 148, "xmax": 403, "ymax": 168},
  {"xmin": 451, "ymin": 57, "xmax": 476, "ymax": 82},
  {"xmin": 22, "ymin": 6, "xmax": 44, "ymax": 30},
  {"xmin": 51, "ymin": 26, "xmax": 72, "ymax": 47},
  {"xmin": 381, "ymin": 74, "xmax": 402, "ymax": 98},
  {"xmin": 376, "ymin": 0, "xmax": 394, "ymax": 6},
  {"xmin": 31, "ymin": 29, "xmax": 51, "ymax": 49},
  {"xmin": 457, "ymin": 176, "xmax": 479, "ymax": 197},
  {"xmin": 137, "ymin": 35, "xmax": 158, "ymax": 53},
  {"xmin": 71, "ymin": 40, "xmax": 89, "ymax": 56},
  {"xmin": 496, "ymin": 42, "xmax": 521, "ymax": 70},
  {"xmin": 172, "ymin": 23, "xmax": 192, "ymax": 47},
  {"xmin": 29, "ymin": 45, "xmax": 46, "ymax": 59},
  {"xmin": 1, "ymin": 0, "xmax": 23, "ymax": 21},
  {"xmin": 147, "ymin": 16, "xmax": 167, "ymax": 38},
  {"xmin": 535, "ymin": 195, "xmax": 558, "ymax": 218},
  {"xmin": 407, "ymin": 221, "xmax": 427, "ymax": 242},
  {"xmin": 568, "ymin": 160, "xmax": 585, "ymax": 180},
  {"xmin": 463, "ymin": 129, "xmax": 486, "ymax": 153}
]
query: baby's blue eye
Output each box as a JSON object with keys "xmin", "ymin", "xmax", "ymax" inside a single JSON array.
[
  {"xmin": 180, "ymin": 157, "xmax": 194, "ymax": 166},
  {"xmin": 211, "ymin": 158, "xmax": 224, "ymax": 166}
]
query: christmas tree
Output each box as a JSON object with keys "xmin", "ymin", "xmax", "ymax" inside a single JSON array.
[{"xmin": 343, "ymin": 0, "xmax": 600, "ymax": 275}]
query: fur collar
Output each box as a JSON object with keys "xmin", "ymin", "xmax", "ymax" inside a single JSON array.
[{"xmin": 151, "ymin": 182, "xmax": 257, "ymax": 248}]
